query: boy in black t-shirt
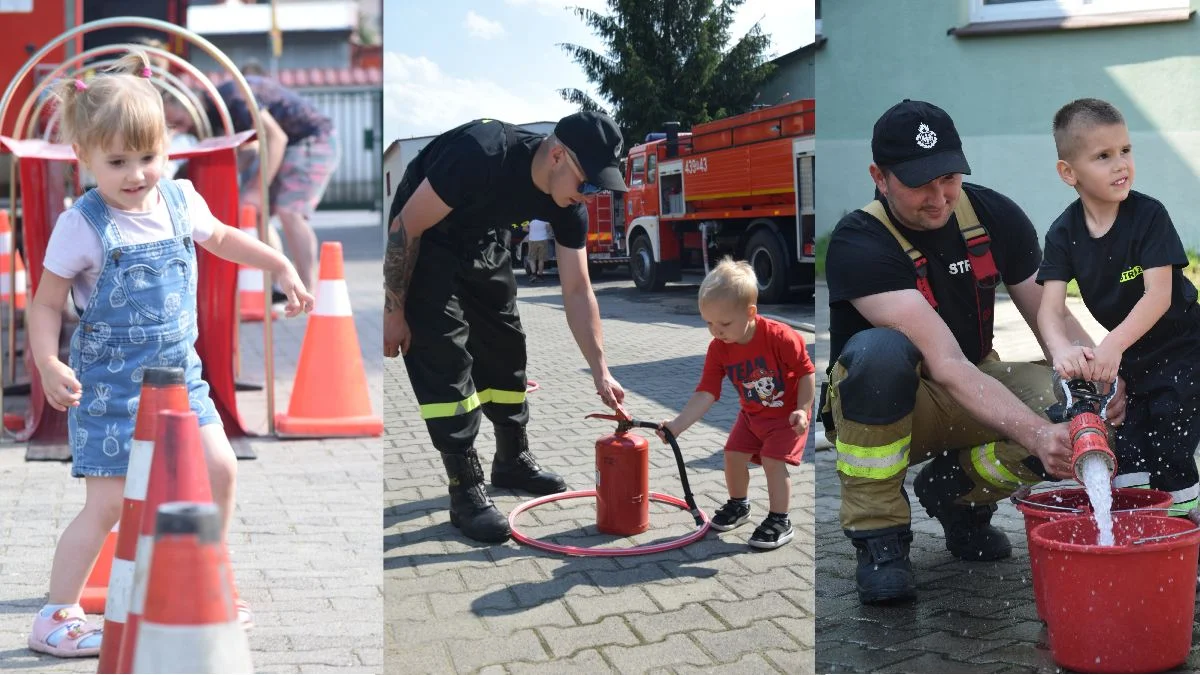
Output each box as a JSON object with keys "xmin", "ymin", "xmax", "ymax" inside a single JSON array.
[{"xmin": 1037, "ymin": 98, "xmax": 1200, "ymax": 514}]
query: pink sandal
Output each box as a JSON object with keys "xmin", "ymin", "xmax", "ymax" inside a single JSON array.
[{"xmin": 28, "ymin": 606, "xmax": 103, "ymax": 658}]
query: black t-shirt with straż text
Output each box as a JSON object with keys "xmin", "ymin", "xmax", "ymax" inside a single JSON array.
[
  {"xmin": 388, "ymin": 119, "xmax": 587, "ymax": 251},
  {"xmin": 827, "ymin": 183, "xmax": 1042, "ymax": 367},
  {"xmin": 1037, "ymin": 190, "xmax": 1199, "ymax": 380}
]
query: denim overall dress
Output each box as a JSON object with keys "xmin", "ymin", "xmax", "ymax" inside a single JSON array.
[{"xmin": 68, "ymin": 180, "xmax": 220, "ymax": 478}]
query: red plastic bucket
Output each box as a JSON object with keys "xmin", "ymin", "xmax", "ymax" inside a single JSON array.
[
  {"xmin": 1016, "ymin": 488, "xmax": 1172, "ymax": 621},
  {"xmin": 1031, "ymin": 513, "xmax": 1200, "ymax": 673}
]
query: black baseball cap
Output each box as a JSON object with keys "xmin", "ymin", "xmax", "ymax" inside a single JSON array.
[
  {"xmin": 872, "ymin": 100, "xmax": 971, "ymax": 188},
  {"xmin": 554, "ymin": 111, "xmax": 628, "ymax": 193}
]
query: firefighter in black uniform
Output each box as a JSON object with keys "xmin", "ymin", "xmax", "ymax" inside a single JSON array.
[
  {"xmin": 384, "ymin": 112, "xmax": 629, "ymax": 543},
  {"xmin": 821, "ymin": 100, "xmax": 1128, "ymax": 603}
]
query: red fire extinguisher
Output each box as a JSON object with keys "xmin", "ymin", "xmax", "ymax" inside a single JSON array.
[{"xmin": 587, "ymin": 409, "xmax": 702, "ymax": 536}]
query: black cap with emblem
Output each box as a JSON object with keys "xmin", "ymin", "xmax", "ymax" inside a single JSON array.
[
  {"xmin": 554, "ymin": 111, "xmax": 628, "ymax": 193},
  {"xmin": 871, "ymin": 99, "xmax": 971, "ymax": 188}
]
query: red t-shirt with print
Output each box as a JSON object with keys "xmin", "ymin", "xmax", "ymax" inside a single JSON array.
[{"xmin": 696, "ymin": 317, "xmax": 815, "ymax": 418}]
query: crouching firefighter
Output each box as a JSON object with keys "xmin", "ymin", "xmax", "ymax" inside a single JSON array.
[
  {"xmin": 820, "ymin": 100, "xmax": 1120, "ymax": 604},
  {"xmin": 384, "ymin": 112, "xmax": 631, "ymax": 543}
]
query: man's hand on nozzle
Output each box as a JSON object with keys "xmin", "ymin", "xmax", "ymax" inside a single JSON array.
[{"xmin": 1031, "ymin": 421, "xmax": 1074, "ymax": 480}]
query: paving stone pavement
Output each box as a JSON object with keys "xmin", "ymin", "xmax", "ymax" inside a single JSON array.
[
  {"xmin": 813, "ymin": 283, "xmax": 1200, "ymax": 673},
  {"xmin": 384, "ymin": 273, "xmax": 815, "ymax": 674},
  {"xmin": 0, "ymin": 211, "xmax": 384, "ymax": 673}
]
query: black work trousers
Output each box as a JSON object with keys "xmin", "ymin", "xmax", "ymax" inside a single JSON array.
[{"xmin": 402, "ymin": 227, "xmax": 528, "ymax": 455}]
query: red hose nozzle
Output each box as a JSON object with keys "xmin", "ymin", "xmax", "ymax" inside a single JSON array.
[{"xmin": 1068, "ymin": 412, "xmax": 1116, "ymax": 483}]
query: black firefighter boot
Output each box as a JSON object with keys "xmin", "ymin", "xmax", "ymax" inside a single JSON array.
[
  {"xmin": 850, "ymin": 527, "xmax": 917, "ymax": 604},
  {"xmin": 441, "ymin": 451, "xmax": 511, "ymax": 543},
  {"xmin": 915, "ymin": 452, "xmax": 1012, "ymax": 561},
  {"xmin": 491, "ymin": 425, "xmax": 568, "ymax": 495}
]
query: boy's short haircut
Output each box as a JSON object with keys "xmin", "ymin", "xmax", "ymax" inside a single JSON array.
[
  {"xmin": 699, "ymin": 256, "xmax": 758, "ymax": 308},
  {"xmin": 1053, "ymin": 98, "xmax": 1126, "ymax": 161}
]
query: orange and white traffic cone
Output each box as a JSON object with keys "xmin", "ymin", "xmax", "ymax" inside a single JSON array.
[
  {"xmin": 96, "ymin": 367, "xmax": 190, "ymax": 674},
  {"xmin": 237, "ymin": 204, "xmax": 266, "ymax": 322},
  {"xmin": 131, "ymin": 502, "xmax": 253, "ymax": 674},
  {"xmin": 79, "ymin": 524, "xmax": 117, "ymax": 614},
  {"xmin": 275, "ymin": 241, "xmax": 382, "ymax": 437},
  {"xmin": 2, "ymin": 248, "xmax": 27, "ymax": 311},
  {"xmin": 118, "ymin": 409, "xmax": 217, "ymax": 673},
  {"xmin": 0, "ymin": 210, "xmax": 23, "ymax": 311}
]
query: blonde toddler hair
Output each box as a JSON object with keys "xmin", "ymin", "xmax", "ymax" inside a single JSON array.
[
  {"xmin": 698, "ymin": 256, "xmax": 758, "ymax": 309},
  {"xmin": 51, "ymin": 50, "xmax": 166, "ymax": 157}
]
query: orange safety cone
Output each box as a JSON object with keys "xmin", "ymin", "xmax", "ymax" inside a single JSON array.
[
  {"xmin": 131, "ymin": 502, "xmax": 253, "ymax": 674},
  {"xmin": 0, "ymin": 210, "xmax": 17, "ymax": 310},
  {"xmin": 1, "ymin": 248, "xmax": 27, "ymax": 311},
  {"xmin": 96, "ymin": 367, "xmax": 190, "ymax": 674},
  {"xmin": 237, "ymin": 204, "xmax": 266, "ymax": 322},
  {"xmin": 79, "ymin": 524, "xmax": 117, "ymax": 614},
  {"xmin": 275, "ymin": 241, "xmax": 382, "ymax": 437},
  {"xmin": 118, "ymin": 409, "xmax": 219, "ymax": 673}
]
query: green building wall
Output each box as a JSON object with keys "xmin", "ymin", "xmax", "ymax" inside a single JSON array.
[{"xmin": 816, "ymin": 0, "xmax": 1200, "ymax": 249}]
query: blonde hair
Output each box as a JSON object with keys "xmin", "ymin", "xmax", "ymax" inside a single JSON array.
[
  {"xmin": 52, "ymin": 50, "xmax": 166, "ymax": 157},
  {"xmin": 698, "ymin": 256, "xmax": 758, "ymax": 308}
]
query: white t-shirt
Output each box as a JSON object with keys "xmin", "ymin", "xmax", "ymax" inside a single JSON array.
[
  {"xmin": 43, "ymin": 179, "xmax": 218, "ymax": 308},
  {"xmin": 527, "ymin": 219, "xmax": 550, "ymax": 242}
]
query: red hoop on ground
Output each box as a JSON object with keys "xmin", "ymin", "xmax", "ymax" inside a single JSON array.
[
  {"xmin": 526, "ymin": 380, "xmax": 540, "ymax": 394},
  {"xmin": 508, "ymin": 489, "xmax": 710, "ymax": 556}
]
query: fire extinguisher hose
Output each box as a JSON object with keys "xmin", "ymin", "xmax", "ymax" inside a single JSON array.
[{"xmin": 637, "ymin": 421, "xmax": 703, "ymax": 526}]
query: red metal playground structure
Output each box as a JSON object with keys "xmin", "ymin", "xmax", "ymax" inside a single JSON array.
[{"xmin": 0, "ymin": 16, "xmax": 314, "ymax": 454}]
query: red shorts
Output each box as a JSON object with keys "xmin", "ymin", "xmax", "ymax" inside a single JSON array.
[{"xmin": 725, "ymin": 410, "xmax": 807, "ymax": 466}]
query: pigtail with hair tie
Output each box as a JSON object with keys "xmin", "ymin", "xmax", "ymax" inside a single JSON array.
[
  {"xmin": 74, "ymin": 79, "xmax": 87, "ymax": 91},
  {"xmin": 141, "ymin": 67, "xmax": 152, "ymax": 78}
]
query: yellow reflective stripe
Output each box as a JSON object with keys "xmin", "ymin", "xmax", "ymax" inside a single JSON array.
[
  {"xmin": 419, "ymin": 389, "xmax": 526, "ymax": 420},
  {"xmin": 419, "ymin": 392, "xmax": 482, "ymax": 420},
  {"xmin": 971, "ymin": 442, "xmax": 1021, "ymax": 489},
  {"xmin": 479, "ymin": 388, "xmax": 526, "ymax": 405},
  {"xmin": 836, "ymin": 435, "xmax": 910, "ymax": 479}
]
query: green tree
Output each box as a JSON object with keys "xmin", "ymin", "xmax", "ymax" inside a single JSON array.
[{"xmin": 559, "ymin": 0, "xmax": 775, "ymax": 145}]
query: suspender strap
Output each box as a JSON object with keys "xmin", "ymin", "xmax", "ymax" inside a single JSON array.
[
  {"xmin": 860, "ymin": 193, "xmax": 999, "ymax": 358},
  {"xmin": 954, "ymin": 196, "xmax": 1001, "ymax": 290},
  {"xmin": 861, "ymin": 200, "xmax": 937, "ymax": 310}
]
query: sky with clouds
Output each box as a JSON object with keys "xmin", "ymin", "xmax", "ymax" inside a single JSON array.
[{"xmin": 384, "ymin": 0, "xmax": 816, "ymax": 141}]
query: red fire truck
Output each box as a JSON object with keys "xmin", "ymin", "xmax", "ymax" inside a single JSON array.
[{"xmin": 621, "ymin": 99, "xmax": 815, "ymax": 303}]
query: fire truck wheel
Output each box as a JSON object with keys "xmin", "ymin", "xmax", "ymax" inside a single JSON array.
[
  {"xmin": 630, "ymin": 234, "xmax": 665, "ymax": 292},
  {"xmin": 745, "ymin": 229, "xmax": 789, "ymax": 304}
]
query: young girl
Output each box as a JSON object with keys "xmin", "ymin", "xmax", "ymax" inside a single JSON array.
[{"xmin": 27, "ymin": 51, "xmax": 314, "ymax": 657}]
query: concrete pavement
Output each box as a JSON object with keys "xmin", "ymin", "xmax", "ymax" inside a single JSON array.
[
  {"xmin": 0, "ymin": 211, "xmax": 384, "ymax": 673},
  {"xmin": 384, "ymin": 273, "xmax": 815, "ymax": 674}
]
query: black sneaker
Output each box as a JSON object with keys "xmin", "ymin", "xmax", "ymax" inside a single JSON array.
[
  {"xmin": 709, "ymin": 500, "xmax": 751, "ymax": 531},
  {"xmin": 749, "ymin": 515, "xmax": 794, "ymax": 550}
]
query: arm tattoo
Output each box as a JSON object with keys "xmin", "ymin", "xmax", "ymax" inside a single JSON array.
[{"xmin": 384, "ymin": 214, "xmax": 420, "ymax": 315}]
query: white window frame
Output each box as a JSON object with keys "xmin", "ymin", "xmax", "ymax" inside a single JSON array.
[{"xmin": 969, "ymin": 0, "xmax": 1191, "ymax": 24}]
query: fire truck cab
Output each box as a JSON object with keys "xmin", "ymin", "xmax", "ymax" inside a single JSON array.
[{"xmin": 620, "ymin": 99, "xmax": 815, "ymax": 304}]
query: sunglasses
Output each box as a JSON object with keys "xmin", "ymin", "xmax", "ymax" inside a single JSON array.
[{"xmin": 563, "ymin": 149, "xmax": 604, "ymax": 196}]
